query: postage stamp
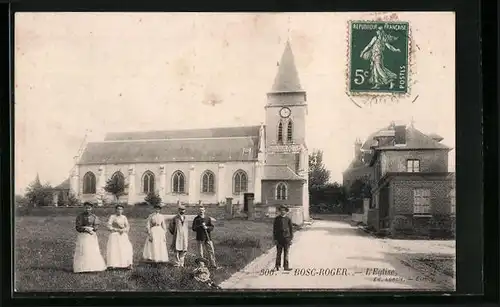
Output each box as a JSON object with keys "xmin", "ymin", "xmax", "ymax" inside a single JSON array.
[{"xmin": 348, "ymin": 21, "xmax": 410, "ymax": 95}]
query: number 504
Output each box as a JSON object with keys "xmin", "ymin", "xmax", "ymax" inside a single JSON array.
[{"xmin": 353, "ymin": 69, "xmax": 369, "ymax": 85}]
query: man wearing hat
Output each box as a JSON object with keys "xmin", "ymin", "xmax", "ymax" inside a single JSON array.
[
  {"xmin": 191, "ymin": 206, "xmax": 218, "ymax": 269},
  {"xmin": 273, "ymin": 204, "xmax": 294, "ymax": 271},
  {"xmin": 169, "ymin": 204, "xmax": 189, "ymax": 267}
]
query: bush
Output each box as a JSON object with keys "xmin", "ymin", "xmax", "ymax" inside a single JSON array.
[
  {"xmin": 15, "ymin": 195, "xmax": 30, "ymax": 207},
  {"xmin": 134, "ymin": 202, "xmax": 149, "ymax": 207},
  {"xmin": 144, "ymin": 191, "xmax": 162, "ymax": 206}
]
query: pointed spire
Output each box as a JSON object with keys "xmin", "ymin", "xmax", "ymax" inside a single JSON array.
[{"xmin": 270, "ymin": 41, "xmax": 303, "ymax": 93}]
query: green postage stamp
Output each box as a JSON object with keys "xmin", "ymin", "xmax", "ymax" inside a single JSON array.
[{"xmin": 348, "ymin": 21, "xmax": 409, "ymax": 95}]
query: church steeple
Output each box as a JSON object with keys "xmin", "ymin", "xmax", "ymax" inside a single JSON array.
[
  {"xmin": 265, "ymin": 41, "xmax": 307, "ymax": 147},
  {"xmin": 270, "ymin": 41, "xmax": 304, "ymax": 94}
]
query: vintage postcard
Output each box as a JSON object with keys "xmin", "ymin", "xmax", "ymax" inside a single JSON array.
[{"xmin": 14, "ymin": 12, "xmax": 456, "ymax": 292}]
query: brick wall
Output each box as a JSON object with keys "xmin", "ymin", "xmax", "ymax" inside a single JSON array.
[
  {"xmin": 390, "ymin": 177, "xmax": 454, "ymax": 215},
  {"xmin": 261, "ymin": 180, "xmax": 303, "ymax": 206},
  {"xmin": 389, "ymin": 176, "xmax": 454, "ymax": 237},
  {"xmin": 381, "ymin": 150, "xmax": 449, "ymax": 176}
]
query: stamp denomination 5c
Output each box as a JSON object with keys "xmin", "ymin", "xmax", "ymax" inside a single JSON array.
[{"xmin": 348, "ymin": 21, "xmax": 410, "ymax": 95}]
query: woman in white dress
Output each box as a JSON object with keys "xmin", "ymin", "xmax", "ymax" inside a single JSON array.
[
  {"xmin": 106, "ymin": 204, "xmax": 133, "ymax": 269},
  {"xmin": 73, "ymin": 202, "xmax": 107, "ymax": 273},
  {"xmin": 142, "ymin": 204, "xmax": 169, "ymax": 263}
]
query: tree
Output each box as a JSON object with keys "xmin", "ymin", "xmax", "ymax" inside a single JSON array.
[
  {"xmin": 348, "ymin": 179, "xmax": 372, "ymax": 200},
  {"xmin": 104, "ymin": 175, "xmax": 128, "ymax": 204},
  {"xmin": 309, "ymin": 182, "xmax": 348, "ymax": 214},
  {"xmin": 308, "ymin": 150, "xmax": 331, "ymax": 189},
  {"xmin": 24, "ymin": 174, "xmax": 54, "ymax": 206},
  {"xmin": 144, "ymin": 191, "xmax": 162, "ymax": 206}
]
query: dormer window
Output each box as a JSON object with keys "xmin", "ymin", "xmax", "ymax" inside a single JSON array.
[
  {"xmin": 394, "ymin": 125, "xmax": 407, "ymax": 146},
  {"xmin": 407, "ymin": 159, "xmax": 420, "ymax": 172}
]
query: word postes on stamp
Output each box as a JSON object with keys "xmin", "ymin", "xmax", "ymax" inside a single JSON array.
[{"xmin": 348, "ymin": 21, "xmax": 410, "ymax": 95}]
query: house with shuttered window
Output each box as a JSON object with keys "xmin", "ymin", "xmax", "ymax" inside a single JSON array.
[{"xmin": 344, "ymin": 122, "xmax": 455, "ymax": 237}]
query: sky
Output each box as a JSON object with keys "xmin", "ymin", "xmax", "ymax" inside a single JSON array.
[{"xmin": 14, "ymin": 12, "xmax": 455, "ymax": 194}]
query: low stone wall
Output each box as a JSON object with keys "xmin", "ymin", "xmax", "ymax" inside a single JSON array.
[
  {"xmin": 366, "ymin": 209, "xmax": 379, "ymax": 231},
  {"xmin": 351, "ymin": 213, "xmax": 364, "ymax": 224},
  {"xmin": 390, "ymin": 214, "xmax": 455, "ymax": 238}
]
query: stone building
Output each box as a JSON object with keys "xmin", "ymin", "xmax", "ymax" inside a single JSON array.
[
  {"xmin": 343, "ymin": 122, "xmax": 455, "ymax": 237},
  {"xmin": 64, "ymin": 42, "xmax": 310, "ymax": 224}
]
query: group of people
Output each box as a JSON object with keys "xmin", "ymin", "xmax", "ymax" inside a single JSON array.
[
  {"xmin": 71, "ymin": 201, "xmax": 295, "ymax": 288},
  {"xmin": 72, "ymin": 202, "xmax": 219, "ymax": 278}
]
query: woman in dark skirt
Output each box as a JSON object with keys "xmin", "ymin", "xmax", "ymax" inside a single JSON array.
[{"xmin": 73, "ymin": 202, "xmax": 106, "ymax": 273}]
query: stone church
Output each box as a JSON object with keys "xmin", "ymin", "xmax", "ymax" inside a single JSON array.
[{"xmin": 69, "ymin": 42, "xmax": 310, "ymax": 223}]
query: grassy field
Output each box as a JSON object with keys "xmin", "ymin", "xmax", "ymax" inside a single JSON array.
[{"xmin": 15, "ymin": 214, "xmax": 274, "ymax": 292}]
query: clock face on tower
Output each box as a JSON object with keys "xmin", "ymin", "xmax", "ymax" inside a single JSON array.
[{"xmin": 279, "ymin": 107, "xmax": 291, "ymax": 118}]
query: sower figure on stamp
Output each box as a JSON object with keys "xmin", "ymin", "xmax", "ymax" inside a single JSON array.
[
  {"xmin": 359, "ymin": 26, "xmax": 401, "ymax": 89},
  {"xmin": 169, "ymin": 204, "xmax": 189, "ymax": 267},
  {"xmin": 192, "ymin": 206, "xmax": 219, "ymax": 269},
  {"xmin": 273, "ymin": 204, "xmax": 294, "ymax": 271}
]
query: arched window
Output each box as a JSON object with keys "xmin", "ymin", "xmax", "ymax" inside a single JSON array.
[
  {"xmin": 83, "ymin": 172, "xmax": 96, "ymax": 194},
  {"xmin": 142, "ymin": 171, "xmax": 155, "ymax": 194},
  {"xmin": 277, "ymin": 121, "xmax": 283, "ymax": 144},
  {"xmin": 172, "ymin": 171, "xmax": 185, "ymax": 194},
  {"xmin": 111, "ymin": 171, "xmax": 125, "ymax": 185},
  {"xmin": 287, "ymin": 120, "xmax": 293, "ymax": 143},
  {"xmin": 201, "ymin": 171, "xmax": 215, "ymax": 193},
  {"xmin": 111, "ymin": 171, "xmax": 127, "ymax": 194},
  {"xmin": 233, "ymin": 170, "xmax": 248, "ymax": 194},
  {"xmin": 276, "ymin": 182, "xmax": 288, "ymax": 200}
]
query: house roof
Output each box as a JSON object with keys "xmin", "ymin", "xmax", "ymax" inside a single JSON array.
[
  {"xmin": 78, "ymin": 136, "xmax": 259, "ymax": 165},
  {"xmin": 361, "ymin": 124, "xmax": 451, "ymax": 151},
  {"xmin": 55, "ymin": 178, "xmax": 70, "ymax": 190},
  {"xmin": 262, "ymin": 165, "xmax": 304, "ymax": 181},
  {"xmin": 376, "ymin": 125, "xmax": 450, "ymax": 150},
  {"xmin": 269, "ymin": 41, "xmax": 304, "ymax": 94},
  {"xmin": 105, "ymin": 125, "xmax": 261, "ymax": 141},
  {"xmin": 344, "ymin": 151, "xmax": 375, "ymax": 172}
]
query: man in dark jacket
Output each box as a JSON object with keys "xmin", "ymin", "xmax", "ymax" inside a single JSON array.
[
  {"xmin": 273, "ymin": 204, "xmax": 294, "ymax": 271},
  {"xmin": 191, "ymin": 206, "xmax": 218, "ymax": 269}
]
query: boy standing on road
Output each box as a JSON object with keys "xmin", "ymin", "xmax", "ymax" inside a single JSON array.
[{"xmin": 273, "ymin": 204, "xmax": 294, "ymax": 271}]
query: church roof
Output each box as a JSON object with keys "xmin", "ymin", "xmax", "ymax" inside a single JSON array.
[
  {"xmin": 78, "ymin": 135, "xmax": 259, "ymax": 165},
  {"xmin": 262, "ymin": 165, "xmax": 304, "ymax": 181},
  {"xmin": 270, "ymin": 41, "xmax": 304, "ymax": 93},
  {"xmin": 105, "ymin": 126, "xmax": 261, "ymax": 141},
  {"xmin": 55, "ymin": 178, "xmax": 70, "ymax": 190}
]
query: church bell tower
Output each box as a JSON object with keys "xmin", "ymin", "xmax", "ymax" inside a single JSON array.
[
  {"xmin": 264, "ymin": 41, "xmax": 310, "ymax": 222},
  {"xmin": 265, "ymin": 41, "xmax": 307, "ymax": 148}
]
